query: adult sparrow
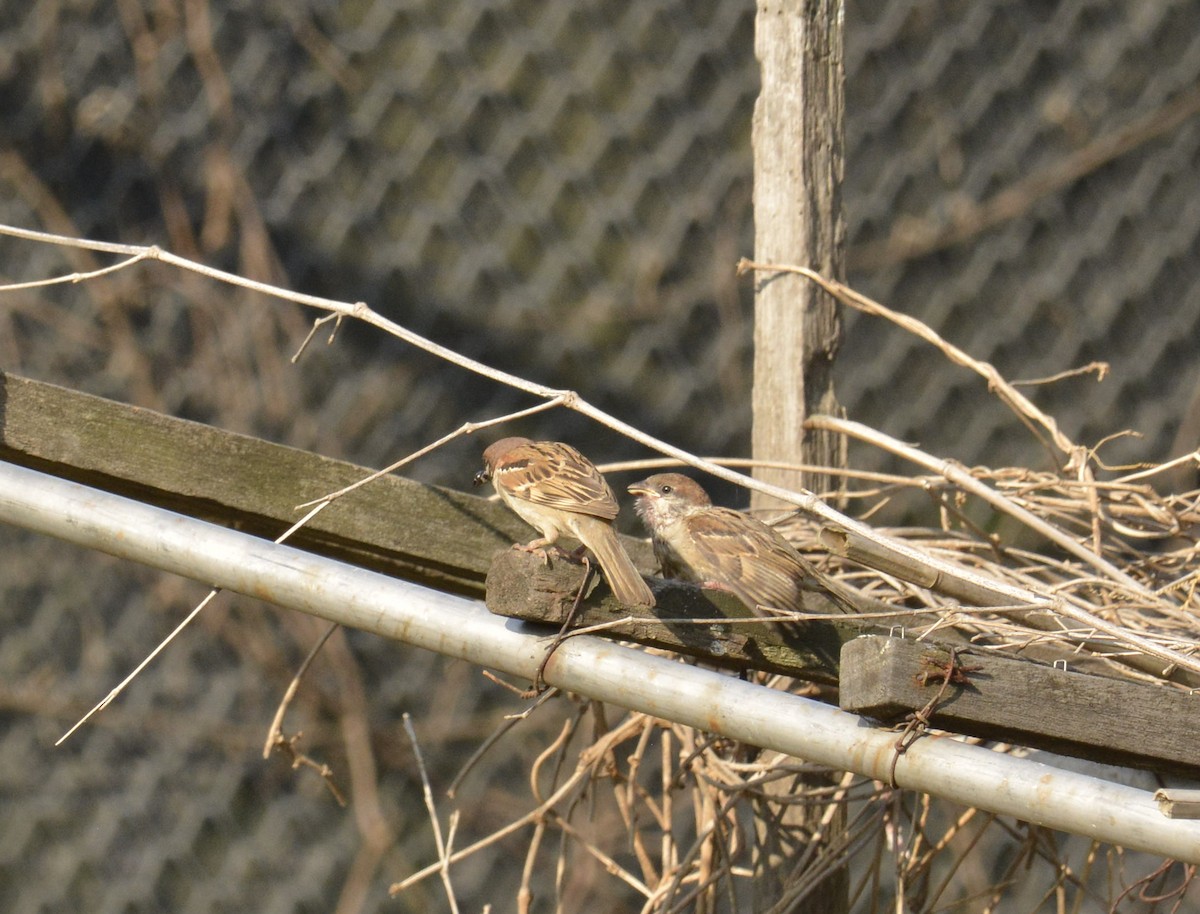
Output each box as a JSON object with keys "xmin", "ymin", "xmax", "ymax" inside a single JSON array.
[
  {"xmin": 628, "ymin": 472, "xmax": 822, "ymax": 616},
  {"xmin": 475, "ymin": 437, "xmax": 656, "ymax": 608}
]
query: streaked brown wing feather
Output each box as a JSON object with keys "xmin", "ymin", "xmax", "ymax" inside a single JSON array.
[
  {"xmin": 684, "ymin": 507, "xmax": 812, "ymax": 612},
  {"xmin": 496, "ymin": 441, "xmax": 619, "ymax": 520}
]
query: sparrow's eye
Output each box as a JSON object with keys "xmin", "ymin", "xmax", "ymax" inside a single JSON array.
[{"xmin": 660, "ymin": 484, "xmax": 673, "ymax": 495}]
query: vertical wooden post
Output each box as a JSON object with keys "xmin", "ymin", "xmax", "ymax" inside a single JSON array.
[
  {"xmin": 750, "ymin": 2, "xmax": 848, "ymax": 912},
  {"xmin": 751, "ymin": 0, "xmax": 846, "ymax": 507}
]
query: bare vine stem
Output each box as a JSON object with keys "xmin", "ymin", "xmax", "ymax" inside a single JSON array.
[{"xmin": 6, "ymin": 223, "xmax": 1200, "ymax": 679}]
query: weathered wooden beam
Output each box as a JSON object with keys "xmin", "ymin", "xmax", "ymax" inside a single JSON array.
[
  {"xmin": 751, "ymin": 0, "xmax": 849, "ymax": 901},
  {"xmin": 750, "ymin": 0, "xmax": 845, "ymax": 506},
  {"xmin": 11, "ymin": 371, "xmax": 1196, "ymax": 778},
  {"xmin": 0, "ymin": 370, "xmax": 653, "ymax": 596},
  {"xmin": 1155, "ymin": 789, "xmax": 1200, "ymax": 820},
  {"xmin": 840, "ymin": 635, "xmax": 1200, "ymax": 777}
]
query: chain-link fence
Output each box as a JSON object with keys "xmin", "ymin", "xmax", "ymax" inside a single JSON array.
[{"xmin": 2, "ymin": 1, "xmax": 1199, "ymax": 910}]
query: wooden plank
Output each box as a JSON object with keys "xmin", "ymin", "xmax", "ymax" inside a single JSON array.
[
  {"xmin": 1156, "ymin": 790, "xmax": 1200, "ymax": 820},
  {"xmin": 839, "ymin": 635, "xmax": 1200, "ymax": 777},
  {"xmin": 0, "ymin": 370, "xmax": 651, "ymax": 596},
  {"xmin": 750, "ymin": 0, "xmax": 845, "ymax": 505},
  {"xmin": 10, "ymin": 370, "xmax": 1196, "ymax": 777},
  {"xmin": 751, "ymin": 0, "xmax": 851, "ymax": 893}
]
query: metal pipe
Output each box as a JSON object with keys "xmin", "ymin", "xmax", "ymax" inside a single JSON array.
[{"xmin": 0, "ymin": 460, "xmax": 1196, "ymax": 861}]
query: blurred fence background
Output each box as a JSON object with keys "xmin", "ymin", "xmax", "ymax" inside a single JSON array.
[{"xmin": 2, "ymin": 1, "xmax": 1199, "ymax": 911}]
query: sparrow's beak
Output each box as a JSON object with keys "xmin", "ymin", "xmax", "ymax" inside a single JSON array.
[
  {"xmin": 626, "ymin": 480, "xmax": 653, "ymax": 498},
  {"xmin": 472, "ymin": 467, "xmax": 491, "ymax": 487}
]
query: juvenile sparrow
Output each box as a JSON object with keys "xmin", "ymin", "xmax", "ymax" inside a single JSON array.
[
  {"xmin": 475, "ymin": 437, "xmax": 656, "ymax": 608},
  {"xmin": 627, "ymin": 472, "xmax": 821, "ymax": 616}
]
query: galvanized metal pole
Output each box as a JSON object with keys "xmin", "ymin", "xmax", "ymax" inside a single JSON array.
[{"xmin": 0, "ymin": 460, "xmax": 1197, "ymax": 862}]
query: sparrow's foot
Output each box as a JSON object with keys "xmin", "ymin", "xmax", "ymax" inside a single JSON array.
[{"xmin": 514, "ymin": 541, "xmax": 571, "ymax": 566}]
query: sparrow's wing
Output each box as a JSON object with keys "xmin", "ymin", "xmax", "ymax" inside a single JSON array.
[
  {"xmin": 683, "ymin": 507, "xmax": 814, "ymax": 613},
  {"xmin": 496, "ymin": 441, "xmax": 620, "ymax": 520}
]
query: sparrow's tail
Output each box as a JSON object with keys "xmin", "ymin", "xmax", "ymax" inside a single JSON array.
[{"xmin": 576, "ymin": 519, "xmax": 656, "ymax": 608}]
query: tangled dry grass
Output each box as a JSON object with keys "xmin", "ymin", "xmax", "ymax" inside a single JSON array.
[
  {"xmin": 387, "ymin": 448, "xmax": 1200, "ymax": 912},
  {"xmin": 388, "ymin": 267, "xmax": 1200, "ymax": 913}
]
